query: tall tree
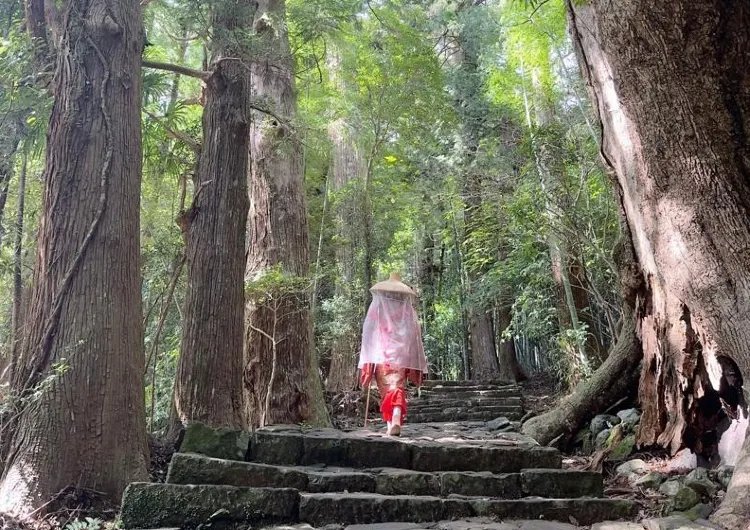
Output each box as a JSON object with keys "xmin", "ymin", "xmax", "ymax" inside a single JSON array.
[
  {"xmin": 171, "ymin": 0, "xmax": 252, "ymax": 431},
  {"xmin": 564, "ymin": 2, "xmax": 750, "ymax": 527},
  {"xmin": 451, "ymin": 3, "xmax": 503, "ymax": 382},
  {"xmin": 0, "ymin": 0, "xmax": 147, "ymax": 515},
  {"xmin": 325, "ymin": 47, "xmax": 366, "ymax": 393},
  {"xmin": 245, "ymin": 0, "xmax": 329, "ymax": 427}
]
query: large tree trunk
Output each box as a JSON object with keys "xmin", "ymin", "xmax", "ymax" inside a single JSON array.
[
  {"xmin": 566, "ymin": 2, "xmax": 750, "ymax": 527},
  {"xmin": 325, "ymin": 48, "xmax": 365, "ymax": 393},
  {"xmin": 496, "ymin": 303, "xmax": 527, "ymax": 383},
  {"xmin": 171, "ymin": 0, "xmax": 251, "ymax": 432},
  {"xmin": 244, "ymin": 0, "xmax": 329, "ymax": 428},
  {"xmin": 0, "ymin": 0, "xmax": 147, "ymax": 515}
]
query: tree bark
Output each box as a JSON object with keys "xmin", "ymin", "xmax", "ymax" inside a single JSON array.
[
  {"xmin": 496, "ymin": 303, "xmax": 527, "ymax": 383},
  {"xmin": 171, "ymin": 0, "xmax": 251, "ymax": 432},
  {"xmin": 10, "ymin": 149, "xmax": 27, "ymax": 366},
  {"xmin": 324, "ymin": 48, "xmax": 365, "ymax": 393},
  {"xmin": 0, "ymin": 0, "xmax": 147, "ymax": 515},
  {"xmin": 245, "ymin": 0, "xmax": 329, "ymax": 428},
  {"xmin": 565, "ymin": 2, "xmax": 750, "ymax": 527}
]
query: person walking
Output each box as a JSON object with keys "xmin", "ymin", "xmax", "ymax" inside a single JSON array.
[{"xmin": 359, "ymin": 272, "xmax": 428, "ymax": 436}]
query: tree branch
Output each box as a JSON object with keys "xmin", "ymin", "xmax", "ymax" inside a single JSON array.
[
  {"xmin": 144, "ymin": 110, "xmax": 201, "ymax": 153},
  {"xmin": 142, "ymin": 60, "xmax": 212, "ymax": 81}
]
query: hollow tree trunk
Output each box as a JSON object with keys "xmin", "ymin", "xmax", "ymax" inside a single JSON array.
[
  {"xmin": 0, "ymin": 0, "xmax": 147, "ymax": 515},
  {"xmin": 566, "ymin": 2, "xmax": 750, "ymax": 527},
  {"xmin": 245, "ymin": 0, "xmax": 329, "ymax": 428},
  {"xmin": 171, "ymin": 0, "xmax": 251, "ymax": 431}
]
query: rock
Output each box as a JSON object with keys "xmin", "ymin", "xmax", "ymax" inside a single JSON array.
[
  {"xmin": 616, "ymin": 459, "xmax": 649, "ymax": 480},
  {"xmin": 591, "ymin": 414, "xmax": 621, "ymax": 436},
  {"xmin": 487, "ymin": 416, "xmax": 511, "ymax": 431},
  {"xmin": 518, "ymin": 522, "xmax": 578, "ymax": 530},
  {"xmin": 672, "ymin": 486, "xmax": 701, "ymax": 511},
  {"xmin": 179, "ymin": 422, "xmax": 251, "ymax": 461},
  {"xmin": 120, "ymin": 483, "xmax": 299, "ymax": 528},
  {"xmin": 616, "ymin": 409, "xmax": 641, "ymax": 428},
  {"xmin": 635, "ymin": 472, "xmax": 667, "ymax": 490},
  {"xmin": 686, "ymin": 468, "xmax": 709, "ymax": 481},
  {"xmin": 436, "ymin": 521, "xmax": 517, "ymax": 530},
  {"xmin": 643, "ymin": 515, "xmax": 717, "ymax": 530},
  {"xmin": 714, "ymin": 465, "xmax": 733, "ymax": 489},
  {"xmin": 610, "ymin": 434, "xmax": 636, "ymax": 459},
  {"xmin": 596, "ymin": 428, "xmax": 611, "ymax": 449},
  {"xmin": 659, "ymin": 479, "xmax": 684, "ymax": 496},
  {"xmin": 346, "ymin": 524, "xmax": 423, "ymax": 530},
  {"xmin": 665, "ymin": 449, "xmax": 698, "ymax": 473},
  {"xmin": 591, "ymin": 523, "xmax": 644, "ymax": 530},
  {"xmin": 684, "ymin": 470, "xmax": 717, "ymax": 497},
  {"xmin": 679, "ymin": 503, "xmax": 713, "ymax": 521}
]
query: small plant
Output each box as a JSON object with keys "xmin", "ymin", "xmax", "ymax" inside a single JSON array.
[{"xmin": 64, "ymin": 517, "xmax": 104, "ymax": 530}]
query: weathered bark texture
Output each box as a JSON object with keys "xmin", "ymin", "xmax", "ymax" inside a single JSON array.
[
  {"xmin": 245, "ymin": 0, "xmax": 329, "ymax": 427},
  {"xmin": 172, "ymin": 0, "xmax": 251, "ymax": 431},
  {"xmin": 10, "ymin": 150, "xmax": 27, "ymax": 364},
  {"xmin": 0, "ymin": 0, "xmax": 148, "ymax": 515},
  {"xmin": 566, "ymin": 2, "xmax": 750, "ymax": 527},
  {"xmin": 325, "ymin": 49, "xmax": 365, "ymax": 393},
  {"xmin": 496, "ymin": 304, "xmax": 527, "ymax": 383}
]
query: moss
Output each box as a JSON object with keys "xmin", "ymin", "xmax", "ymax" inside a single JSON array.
[{"xmin": 179, "ymin": 422, "xmax": 250, "ymax": 461}]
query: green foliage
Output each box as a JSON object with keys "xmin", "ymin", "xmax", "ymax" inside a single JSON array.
[
  {"xmin": 64, "ymin": 518, "xmax": 105, "ymax": 530},
  {"xmin": 0, "ymin": 0, "xmax": 621, "ymax": 427}
]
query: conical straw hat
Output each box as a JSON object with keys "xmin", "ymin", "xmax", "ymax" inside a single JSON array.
[{"xmin": 370, "ymin": 272, "xmax": 417, "ymax": 297}]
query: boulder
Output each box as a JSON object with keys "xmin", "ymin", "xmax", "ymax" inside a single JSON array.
[
  {"xmin": 179, "ymin": 422, "xmax": 250, "ymax": 461},
  {"xmin": 635, "ymin": 472, "xmax": 667, "ymax": 490},
  {"xmin": 591, "ymin": 523, "xmax": 644, "ymax": 530},
  {"xmin": 616, "ymin": 409, "xmax": 641, "ymax": 428},
  {"xmin": 616, "ymin": 459, "xmax": 649, "ymax": 481},
  {"xmin": 671, "ymin": 486, "xmax": 700, "ymax": 511},
  {"xmin": 643, "ymin": 516, "xmax": 718, "ymax": 530},
  {"xmin": 665, "ymin": 449, "xmax": 697, "ymax": 473},
  {"xmin": 596, "ymin": 428, "xmax": 612, "ymax": 450},
  {"xmin": 684, "ymin": 469, "xmax": 717, "ymax": 497},
  {"xmin": 713, "ymin": 465, "xmax": 733, "ymax": 489},
  {"xmin": 678, "ymin": 503, "xmax": 713, "ymax": 521},
  {"xmin": 487, "ymin": 417, "xmax": 512, "ymax": 431},
  {"xmin": 658, "ymin": 479, "xmax": 684, "ymax": 497},
  {"xmin": 591, "ymin": 415, "xmax": 621, "ymax": 436},
  {"xmin": 610, "ymin": 434, "xmax": 636, "ymax": 460}
]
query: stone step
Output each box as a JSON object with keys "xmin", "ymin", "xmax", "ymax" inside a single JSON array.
[
  {"xmin": 120, "ymin": 483, "xmax": 299, "ymax": 529},
  {"xmin": 417, "ymin": 389, "xmax": 522, "ymax": 399},
  {"xmin": 408, "ymin": 405, "xmax": 523, "ymax": 415},
  {"xmin": 300, "ymin": 493, "xmax": 636, "ymax": 527},
  {"xmin": 421, "ymin": 380, "xmax": 516, "ymax": 388},
  {"xmin": 167, "ymin": 453, "xmax": 603, "ymax": 498},
  {"xmin": 410, "ymin": 411, "xmax": 523, "ymax": 423},
  {"xmin": 120, "ymin": 484, "xmax": 636, "ymax": 529},
  {"xmin": 249, "ymin": 428, "xmax": 559, "ymax": 472},
  {"xmin": 412, "ymin": 396, "xmax": 523, "ymax": 406}
]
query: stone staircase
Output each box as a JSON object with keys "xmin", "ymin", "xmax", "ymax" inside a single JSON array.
[
  {"xmin": 120, "ymin": 422, "xmax": 637, "ymax": 529},
  {"xmin": 409, "ymin": 380, "xmax": 525, "ymax": 423}
]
